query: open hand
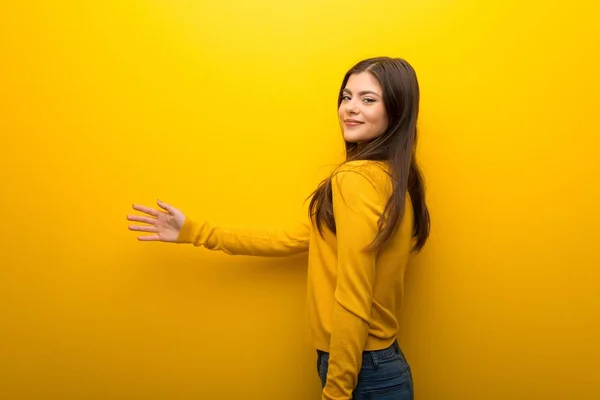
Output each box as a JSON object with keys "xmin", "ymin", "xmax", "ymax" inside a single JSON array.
[{"xmin": 127, "ymin": 200, "xmax": 186, "ymax": 242}]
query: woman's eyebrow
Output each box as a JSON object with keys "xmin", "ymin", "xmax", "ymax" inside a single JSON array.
[{"xmin": 342, "ymin": 88, "xmax": 381, "ymax": 96}]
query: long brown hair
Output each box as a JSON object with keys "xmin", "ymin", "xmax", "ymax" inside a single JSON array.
[{"xmin": 308, "ymin": 57, "xmax": 430, "ymax": 252}]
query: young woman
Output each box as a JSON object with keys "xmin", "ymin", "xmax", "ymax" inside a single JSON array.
[{"xmin": 127, "ymin": 56, "xmax": 430, "ymax": 400}]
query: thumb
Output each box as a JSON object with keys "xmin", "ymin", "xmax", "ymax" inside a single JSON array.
[{"xmin": 157, "ymin": 199, "xmax": 178, "ymax": 214}]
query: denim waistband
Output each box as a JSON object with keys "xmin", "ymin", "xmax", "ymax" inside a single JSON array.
[{"xmin": 317, "ymin": 340, "xmax": 404, "ymax": 367}]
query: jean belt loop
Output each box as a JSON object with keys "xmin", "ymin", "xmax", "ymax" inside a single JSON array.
[{"xmin": 370, "ymin": 352, "xmax": 380, "ymax": 369}]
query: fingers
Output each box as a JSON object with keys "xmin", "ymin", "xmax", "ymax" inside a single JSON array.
[
  {"xmin": 137, "ymin": 234, "xmax": 161, "ymax": 241},
  {"xmin": 132, "ymin": 204, "xmax": 161, "ymax": 217},
  {"xmin": 128, "ymin": 225, "xmax": 158, "ymax": 233},
  {"xmin": 126, "ymin": 215, "xmax": 156, "ymax": 225},
  {"xmin": 157, "ymin": 199, "xmax": 177, "ymax": 214},
  {"xmin": 128, "ymin": 201, "xmax": 177, "ymax": 243}
]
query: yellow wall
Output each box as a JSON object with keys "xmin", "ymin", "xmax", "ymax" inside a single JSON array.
[{"xmin": 1, "ymin": 0, "xmax": 598, "ymax": 399}]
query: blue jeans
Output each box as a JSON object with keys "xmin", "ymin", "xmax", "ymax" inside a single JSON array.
[{"xmin": 316, "ymin": 340, "xmax": 414, "ymax": 399}]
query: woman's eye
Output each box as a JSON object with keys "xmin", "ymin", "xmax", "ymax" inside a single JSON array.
[
  {"xmin": 363, "ymin": 98, "xmax": 375, "ymax": 103},
  {"xmin": 342, "ymin": 95, "xmax": 351, "ymax": 101}
]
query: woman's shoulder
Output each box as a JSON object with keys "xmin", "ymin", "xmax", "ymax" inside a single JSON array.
[
  {"xmin": 335, "ymin": 160, "xmax": 390, "ymax": 179},
  {"xmin": 333, "ymin": 160, "xmax": 391, "ymax": 192}
]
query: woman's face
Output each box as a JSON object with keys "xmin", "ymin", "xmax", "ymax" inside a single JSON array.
[{"xmin": 338, "ymin": 71, "xmax": 389, "ymax": 143}]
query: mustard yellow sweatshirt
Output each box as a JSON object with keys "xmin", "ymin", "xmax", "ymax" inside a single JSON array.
[{"xmin": 176, "ymin": 160, "xmax": 414, "ymax": 399}]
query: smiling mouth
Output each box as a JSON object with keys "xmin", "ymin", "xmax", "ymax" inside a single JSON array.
[{"xmin": 344, "ymin": 120, "xmax": 364, "ymax": 126}]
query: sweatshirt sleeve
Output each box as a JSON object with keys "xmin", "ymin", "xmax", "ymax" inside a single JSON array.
[
  {"xmin": 175, "ymin": 217, "xmax": 310, "ymax": 257},
  {"xmin": 322, "ymin": 166, "xmax": 386, "ymax": 399}
]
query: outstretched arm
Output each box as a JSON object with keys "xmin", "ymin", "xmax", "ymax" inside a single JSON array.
[
  {"xmin": 177, "ymin": 217, "xmax": 310, "ymax": 257},
  {"xmin": 127, "ymin": 200, "xmax": 310, "ymax": 257}
]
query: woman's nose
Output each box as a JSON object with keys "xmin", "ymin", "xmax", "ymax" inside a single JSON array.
[{"xmin": 345, "ymin": 103, "xmax": 359, "ymax": 114}]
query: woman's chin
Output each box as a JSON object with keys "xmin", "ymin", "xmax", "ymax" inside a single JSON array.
[{"xmin": 343, "ymin": 132, "xmax": 365, "ymax": 143}]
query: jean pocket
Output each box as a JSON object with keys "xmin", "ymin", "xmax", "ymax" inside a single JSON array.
[
  {"xmin": 355, "ymin": 358, "xmax": 413, "ymax": 400},
  {"xmin": 355, "ymin": 380, "xmax": 412, "ymax": 400}
]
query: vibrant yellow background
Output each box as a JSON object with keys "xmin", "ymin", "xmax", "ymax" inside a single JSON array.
[{"xmin": 1, "ymin": 0, "xmax": 598, "ymax": 399}]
